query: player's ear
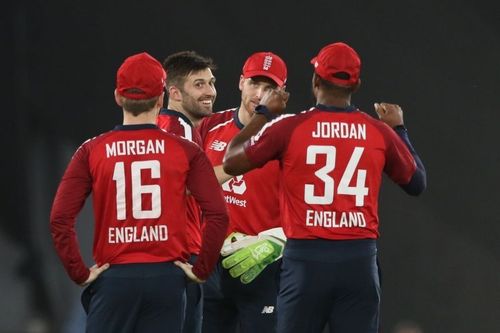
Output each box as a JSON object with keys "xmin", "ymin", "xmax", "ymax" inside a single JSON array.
[
  {"xmin": 114, "ymin": 89, "xmax": 123, "ymax": 107},
  {"xmin": 238, "ymin": 75, "xmax": 245, "ymax": 91},
  {"xmin": 312, "ymin": 73, "xmax": 321, "ymax": 89},
  {"xmin": 168, "ymin": 85, "xmax": 182, "ymax": 101},
  {"xmin": 351, "ymin": 79, "xmax": 361, "ymax": 93},
  {"xmin": 157, "ymin": 92, "xmax": 165, "ymax": 108}
]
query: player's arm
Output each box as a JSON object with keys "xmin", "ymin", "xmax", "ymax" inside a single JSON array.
[
  {"xmin": 374, "ymin": 102, "xmax": 426, "ymax": 195},
  {"xmin": 50, "ymin": 145, "xmax": 109, "ymax": 285},
  {"xmin": 392, "ymin": 126, "xmax": 426, "ymax": 195},
  {"xmin": 223, "ymin": 88, "xmax": 289, "ymax": 176},
  {"xmin": 184, "ymin": 146, "xmax": 229, "ymax": 281}
]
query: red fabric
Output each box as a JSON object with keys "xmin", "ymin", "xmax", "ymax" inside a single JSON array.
[
  {"xmin": 50, "ymin": 126, "xmax": 228, "ymax": 283},
  {"xmin": 242, "ymin": 52, "xmax": 287, "ymax": 87},
  {"xmin": 198, "ymin": 109, "xmax": 282, "ymax": 236},
  {"xmin": 310, "ymin": 42, "xmax": 361, "ymax": 86},
  {"xmin": 245, "ymin": 108, "xmax": 416, "ymax": 240},
  {"xmin": 116, "ymin": 52, "xmax": 166, "ymax": 99},
  {"xmin": 157, "ymin": 110, "xmax": 203, "ymax": 255}
]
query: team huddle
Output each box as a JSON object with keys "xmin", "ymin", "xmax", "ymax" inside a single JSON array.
[{"xmin": 50, "ymin": 42, "xmax": 426, "ymax": 333}]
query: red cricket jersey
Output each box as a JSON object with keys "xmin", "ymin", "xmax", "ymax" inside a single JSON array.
[
  {"xmin": 244, "ymin": 106, "xmax": 417, "ymax": 240},
  {"xmin": 157, "ymin": 109, "xmax": 203, "ymax": 255},
  {"xmin": 50, "ymin": 124, "xmax": 228, "ymax": 284},
  {"xmin": 198, "ymin": 109, "xmax": 281, "ymax": 236}
]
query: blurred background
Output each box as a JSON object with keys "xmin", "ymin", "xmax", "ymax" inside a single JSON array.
[{"xmin": 3, "ymin": 0, "xmax": 500, "ymax": 332}]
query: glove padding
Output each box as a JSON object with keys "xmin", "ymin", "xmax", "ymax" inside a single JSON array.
[{"xmin": 221, "ymin": 228, "xmax": 286, "ymax": 284}]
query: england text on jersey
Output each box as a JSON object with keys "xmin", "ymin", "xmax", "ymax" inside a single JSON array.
[
  {"xmin": 108, "ymin": 225, "xmax": 168, "ymax": 243},
  {"xmin": 105, "ymin": 139, "xmax": 165, "ymax": 158},
  {"xmin": 305, "ymin": 210, "xmax": 367, "ymax": 228},
  {"xmin": 311, "ymin": 122, "xmax": 366, "ymax": 140}
]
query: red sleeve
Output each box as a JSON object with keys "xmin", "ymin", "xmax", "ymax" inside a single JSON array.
[
  {"xmin": 49, "ymin": 144, "xmax": 92, "ymax": 284},
  {"xmin": 185, "ymin": 145, "xmax": 229, "ymax": 280},
  {"xmin": 245, "ymin": 114, "xmax": 296, "ymax": 167}
]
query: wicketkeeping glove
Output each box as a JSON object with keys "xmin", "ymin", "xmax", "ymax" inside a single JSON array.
[{"xmin": 221, "ymin": 228, "xmax": 286, "ymax": 284}]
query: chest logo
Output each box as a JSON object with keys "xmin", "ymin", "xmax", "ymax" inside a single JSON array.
[{"xmin": 222, "ymin": 175, "xmax": 247, "ymax": 195}]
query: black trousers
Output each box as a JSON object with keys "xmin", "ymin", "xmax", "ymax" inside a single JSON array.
[
  {"xmin": 82, "ymin": 261, "xmax": 187, "ymax": 333},
  {"xmin": 202, "ymin": 257, "xmax": 281, "ymax": 333}
]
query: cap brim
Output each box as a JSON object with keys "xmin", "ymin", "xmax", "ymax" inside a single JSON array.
[
  {"xmin": 243, "ymin": 70, "xmax": 285, "ymax": 87},
  {"xmin": 310, "ymin": 56, "xmax": 317, "ymax": 65}
]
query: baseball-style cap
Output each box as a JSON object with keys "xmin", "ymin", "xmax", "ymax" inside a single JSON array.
[
  {"xmin": 242, "ymin": 52, "xmax": 287, "ymax": 87},
  {"xmin": 310, "ymin": 42, "xmax": 361, "ymax": 87},
  {"xmin": 116, "ymin": 52, "xmax": 166, "ymax": 100}
]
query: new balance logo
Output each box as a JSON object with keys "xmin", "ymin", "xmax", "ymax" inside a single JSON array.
[
  {"xmin": 209, "ymin": 140, "xmax": 227, "ymax": 151},
  {"xmin": 263, "ymin": 55, "xmax": 273, "ymax": 70},
  {"xmin": 261, "ymin": 306, "xmax": 274, "ymax": 314}
]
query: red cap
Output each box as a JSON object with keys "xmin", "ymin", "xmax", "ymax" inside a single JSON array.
[
  {"xmin": 116, "ymin": 52, "xmax": 166, "ymax": 100},
  {"xmin": 310, "ymin": 42, "xmax": 361, "ymax": 87},
  {"xmin": 242, "ymin": 52, "xmax": 287, "ymax": 87}
]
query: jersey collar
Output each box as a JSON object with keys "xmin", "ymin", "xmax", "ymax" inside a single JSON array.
[
  {"xmin": 113, "ymin": 124, "xmax": 159, "ymax": 131},
  {"xmin": 159, "ymin": 108, "xmax": 195, "ymax": 128},
  {"xmin": 316, "ymin": 104, "xmax": 358, "ymax": 113},
  {"xmin": 233, "ymin": 107, "xmax": 245, "ymax": 130}
]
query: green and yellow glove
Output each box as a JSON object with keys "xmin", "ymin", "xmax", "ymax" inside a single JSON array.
[{"xmin": 221, "ymin": 228, "xmax": 286, "ymax": 284}]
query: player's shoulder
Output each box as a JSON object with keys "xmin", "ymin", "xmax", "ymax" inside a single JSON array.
[
  {"xmin": 78, "ymin": 129, "xmax": 114, "ymax": 150},
  {"xmin": 263, "ymin": 108, "xmax": 313, "ymax": 129},
  {"xmin": 199, "ymin": 108, "xmax": 236, "ymax": 130}
]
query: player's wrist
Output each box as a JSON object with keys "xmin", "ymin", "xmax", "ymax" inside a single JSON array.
[{"xmin": 254, "ymin": 105, "xmax": 277, "ymax": 121}]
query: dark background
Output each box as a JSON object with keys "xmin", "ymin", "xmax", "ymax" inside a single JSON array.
[{"xmin": 3, "ymin": 1, "xmax": 499, "ymax": 332}]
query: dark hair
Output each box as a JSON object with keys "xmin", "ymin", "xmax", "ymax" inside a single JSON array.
[
  {"xmin": 315, "ymin": 73, "xmax": 357, "ymax": 96},
  {"xmin": 120, "ymin": 96, "xmax": 160, "ymax": 116},
  {"xmin": 163, "ymin": 51, "xmax": 216, "ymax": 88}
]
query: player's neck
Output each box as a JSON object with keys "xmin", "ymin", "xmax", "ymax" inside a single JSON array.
[
  {"xmin": 237, "ymin": 104, "xmax": 253, "ymax": 126},
  {"xmin": 167, "ymin": 101, "xmax": 201, "ymax": 127},
  {"xmin": 316, "ymin": 94, "xmax": 352, "ymax": 108},
  {"xmin": 122, "ymin": 109, "xmax": 158, "ymax": 125}
]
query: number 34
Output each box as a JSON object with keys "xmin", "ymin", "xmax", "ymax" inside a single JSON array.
[{"xmin": 304, "ymin": 145, "xmax": 368, "ymax": 206}]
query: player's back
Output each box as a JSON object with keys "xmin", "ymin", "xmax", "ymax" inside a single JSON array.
[
  {"xmin": 83, "ymin": 124, "xmax": 198, "ymax": 264},
  {"xmin": 247, "ymin": 106, "xmax": 416, "ymax": 241}
]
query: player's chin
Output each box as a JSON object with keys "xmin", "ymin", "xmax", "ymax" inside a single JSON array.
[{"xmin": 198, "ymin": 108, "xmax": 213, "ymax": 118}]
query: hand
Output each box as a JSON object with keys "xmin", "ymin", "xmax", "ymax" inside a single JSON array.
[
  {"xmin": 259, "ymin": 88, "xmax": 290, "ymax": 117},
  {"xmin": 222, "ymin": 237, "xmax": 284, "ymax": 284},
  {"xmin": 220, "ymin": 232, "xmax": 260, "ymax": 256},
  {"xmin": 374, "ymin": 102, "xmax": 404, "ymax": 128},
  {"xmin": 80, "ymin": 263, "xmax": 110, "ymax": 287},
  {"xmin": 174, "ymin": 260, "xmax": 205, "ymax": 283}
]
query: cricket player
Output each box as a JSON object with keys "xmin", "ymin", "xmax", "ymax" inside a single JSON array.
[
  {"xmin": 197, "ymin": 52, "xmax": 288, "ymax": 333},
  {"xmin": 50, "ymin": 52, "xmax": 228, "ymax": 333},
  {"xmin": 222, "ymin": 42, "xmax": 426, "ymax": 333},
  {"xmin": 157, "ymin": 50, "xmax": 217, "ymax": 333}
]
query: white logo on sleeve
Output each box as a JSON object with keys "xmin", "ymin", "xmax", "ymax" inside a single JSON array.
[
  {"xmin": 209, "ymin": 140, "xmax": 227, "ymax": 151},
  {"xmin": 261, "ymin": 306, "xmax": 274, "ymax": 314},
  {"xmin": 222, "ymin": 175, "xmax": 247, "ymax": 195}
]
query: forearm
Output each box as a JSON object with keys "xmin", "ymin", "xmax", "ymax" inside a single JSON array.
[
  {"xmin": 223, "ymin": 113, "xmax": 268, "ymax": 175},
  {"xmin": 50, "ymin": 177, "xmax": 91, "ymax": 284},
  {"xmin": 394, "ymin": 125, "xmax": 427, "ymax": 195}
]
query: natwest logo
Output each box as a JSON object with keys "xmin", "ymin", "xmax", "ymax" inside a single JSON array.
[
  {"xmin": 209, "ymin": 140, "xmax": 227, "ymax": 151},
  {"xmin": 222, "ymin": 175, "xmax": 246, "ymax": 195}
]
